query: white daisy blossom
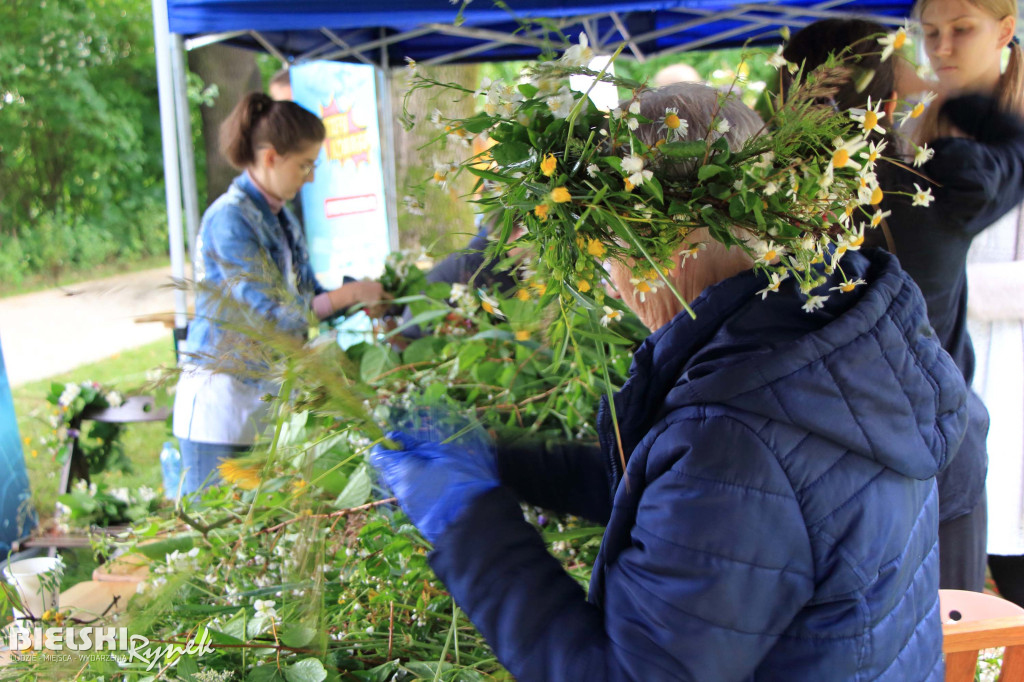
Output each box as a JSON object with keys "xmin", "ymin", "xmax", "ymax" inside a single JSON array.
[
  {"xmin": 479, "ymin": 291, "xmax": 505, "ymax": 319},
  {"xmin": 756, "ymin": 271, "xmax": 788, "ymax": 299},
  {"xmin": 627, "ymin": 117, "xmax": 639, "ymax": 131},
  {"xmin": 877, "ymin": 21, "xmax": 909, "ymax": 62},
  {"xmin": 600, "ymin": 306, "xmax": 623, "ymax": 326},
  {"xmin": 560, "ymin": 32, "xmax": 594, "ymax": 67},
  {"xmin": 849, "ymin": 97, "xmax": 886, "ymax": 135},
  {"xmin": 621, "ymin": 155, "xmax": 645, "ymax": 175},
  {"xmin": 763, "ymin": 181, "xmax": 779, "ymax": 196},
  {"xmin": 912, "ymin": 183, "xmax": 935, "ymax": 207},
  {"xmin": 766, "ymin": 46, "xmax": 789, "ymax": 70},
  {"xmin": 58, "ymin": 382, "xmax": 81, "ymax": 407},
  {"xmin": 254, "ymin": 599, "xmax": 278, "ymax": 620},
  {"xmin": 586, "ymin": 163, "xmax": 599, "ymax": 177},
  {"xmin": 548, "ymin": 87, "xmax": 576, "ymax": 119},
  {"xmin": 802, "ymin": 295, "xmax": 828, "ymax": 313},
  {"xmin": 715, "ymin": 118, "xmax": 731, "ymax": 134},
  {"xmin": 628, "ymin": 101, "xmax": 641, "ymax": 115},
  {"xmin": 913, "ymin": 144, "xmax": 934, "ymax": 167}
]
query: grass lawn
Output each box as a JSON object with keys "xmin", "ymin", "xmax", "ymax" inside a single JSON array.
[{"xmin": 13, "ymin": 338, "xmax": 177, "ymax": 527}]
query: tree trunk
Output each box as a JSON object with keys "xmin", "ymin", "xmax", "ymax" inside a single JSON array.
[{"xmin": 187, "ymin": 44, "xmax": 264, "ymax": 207}]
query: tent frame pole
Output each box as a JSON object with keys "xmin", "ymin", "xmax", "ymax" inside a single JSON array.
[
  {"xmin": 377, "ymin": 33, "xmax": 400, "ymax": 252},
  {"xmin": 152, "ymin": 0, "xmax": 189, "ymax": 331},
  {"xmin": 171, "ymin": 33, "xmax": 201, "ymax": 278}
]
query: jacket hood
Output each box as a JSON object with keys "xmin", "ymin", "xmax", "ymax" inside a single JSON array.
[{"xmin": 599, "ymin": 249, "xmax": 968, "ymax": 482}]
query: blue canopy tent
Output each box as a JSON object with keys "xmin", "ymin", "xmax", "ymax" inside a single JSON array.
[{"xmin": 152, "ymin": 0, "xmax": 915, "ymax": 326}]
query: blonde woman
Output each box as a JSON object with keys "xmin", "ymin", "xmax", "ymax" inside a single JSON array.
[
  {"xmin": 917, "ymin": 0, "xmax": 1024, "ymax": 604},
  {"xmin": 371, "ymin": 84, "xmax": 966, "ymax": 680}
]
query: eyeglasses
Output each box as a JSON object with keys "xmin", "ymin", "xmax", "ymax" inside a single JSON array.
[{"xmin": 298, "ymin": 159, "xmax": 319, "ymax": 177}]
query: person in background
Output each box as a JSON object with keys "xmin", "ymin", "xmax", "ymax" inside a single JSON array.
[
  {"xmin": 652, "ymin": 62, "xmax": 702, "ymax": 87},
  {"xmin": 782, "ymin": 14, "xmax": 1024, "ymax": 594},
  {"xmin": 913, "ymin": 0, "xmax": 1024, "ymax": 605},
  {"xmin": 371, "ymin": 83, "xmax": 966, "ymax": 680},
  {"xmin": 173, "ymin": 92, "xmax": 384, "ymax": 493},
  {"xmin": 268, "ymin": 67, "xmax": 293, "ymax": 102}
]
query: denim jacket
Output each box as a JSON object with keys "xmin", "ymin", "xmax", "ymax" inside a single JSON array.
[{"xmin": 185, "ymin": 172, "xmax": 324, "ymax": 381}]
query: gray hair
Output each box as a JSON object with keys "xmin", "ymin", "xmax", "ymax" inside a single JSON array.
[{"xmin": 627, "ymin": 82, "xmax": 763, "ymax": 178}]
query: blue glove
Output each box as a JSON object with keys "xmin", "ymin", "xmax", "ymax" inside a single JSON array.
[{"xmin": 370, "ymin": 429, "xmax": 499, "ymax": 543}]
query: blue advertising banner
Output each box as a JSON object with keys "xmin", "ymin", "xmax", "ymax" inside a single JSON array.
[
  {"xmin": 0, "ymin": 337, "xmax": 35, "ymax": 552},
  {"xmin": 290, "ymin": 61, "xmax": 390, "ymax": 288}
]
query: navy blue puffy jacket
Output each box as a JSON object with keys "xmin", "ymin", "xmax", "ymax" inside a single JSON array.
[{"xmin": 430, "ymin": 248, "xmax": 967, "ymax": 681}]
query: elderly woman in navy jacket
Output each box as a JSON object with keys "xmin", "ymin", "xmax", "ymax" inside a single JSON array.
[{"xmin": 372, "ymin": 84, "xmax": 967, "ymax": 680}]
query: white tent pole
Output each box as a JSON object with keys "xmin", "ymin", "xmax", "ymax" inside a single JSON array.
[
  {"xmin": 152, "ymin": 0, "xmax": 189, "ymax": 330},
  {"xmin": 170, "ymin": 33, "xmax": 201, "ymax": 278},
  {"xmin": 377, "ymin": 44, "xmax": 399, "ymax": 253}
]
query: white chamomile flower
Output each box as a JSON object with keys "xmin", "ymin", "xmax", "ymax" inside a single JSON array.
[
  {"xmin": 600, "ymin": 306, "xmax": 622, "ymax": 326},
  {"xmin": 627, "ymin": 117, "xmax": 639, "ymax": 131},
  {"xmin": 586, "ymin": 163, "xmax": 599, "ymax": 178},
  {"xmin": 913, "ymin": 143, "xmax": 934, "ymax": 167},
  {"xmin": 763, "ymin": 180, "xmax": 779, "ymax": 196},
  {"xmin": 560, "ymin": 32, "xmax": 593, "ymax": 67},
  {"xmin": 849, "ymin": 96, "xmax": 886, "ymax": 135},
  {"xmin": 912, "ymin": 183, "xmax": 935, "ymax": 207},
  {"xmin": 479, "ymin": 291, "xmax": 505, "ymax": 319},
  {"xmin": 629, "ymin": 277, "xmax": 659, "ymax": 303},
  {"xmin": 859, "ymin": 139, "xmax": 888, "ymax": 167},
  {"xmin": 548, "ymin": 87, "xmax": 576, "ymax": 119},
  {"xmin": 899, "ymin": 91, "xmax": 938, "ymax": 125},
  {"xmin": 831, "ymin": 278, "xmax": 867, "ymax": 294},
  {"xmin": 869, "ymin": 208, "xmax": 892, "ymax": 229},
  {"xmin": 836, "ymin": 223, "xmax": 867, "ymax": 255},
  {"xmin": 756, "ymin": 271, "xmax": 788, "ymax": 299},
  {"xmin": 820, "ymin": 164, "xmax": 834, "ymax": 189},
  {"xmin": 878, "ymin": 22, "xmax": 909, "ymax": 62},
  {"xmin": 621, "ymin": 154, "xmax": 653, "ymax": 187},
  {"xmin": 802, "ymin": 294, "xmax": 828, "ymax": 313},
  {"xmin": 659, "ymin": 107, "xmax": 689, "ymax": 140},
  {"xmin": 715, "ymin": 118, "xmax": 731, "ymax": 134},
  {"xmin": 753, "ymin": 239, "xmax": 785, "ymax": 264},
  {"xmin": 254, "ymin": 599, "xmax": 278, "ymax": 620},
  {"xmin": 830, "ymin": 136, "xmax": 867, "ymax": 171},
  {"xmin": 766, "ymin": 46, "xmax": 789, "ymax": 70},
  {"xmin": 628, "ymin": 100, "xmax": 641, "ymax": 116}
]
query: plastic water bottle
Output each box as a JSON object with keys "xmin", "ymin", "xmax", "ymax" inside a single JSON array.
[{"xmin": 160, "ymin": 442, "xmax": 182, "ymax": 500}]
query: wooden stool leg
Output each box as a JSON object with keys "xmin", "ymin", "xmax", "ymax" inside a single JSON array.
[
  {"xmin": 945, "ymin": 651, "xmax": 980, "ymax": 682},
  {"xmin": 999, "ymin": 645, "xmax": 1024, "ymax": 682}
]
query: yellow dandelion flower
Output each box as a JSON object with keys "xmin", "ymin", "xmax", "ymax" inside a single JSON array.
[
  {"xmin": 516, "ymin": 288, "xmax": 530, "ymax": 301},
  {"xmin": 587, "ymin": 239, "xmax": 606, "ymax": 258},
  {"xmin": 577, "ymin": 279, "xmax": 592, "ymax": 293},
  {"xmin": 551, "ymin": 187, "xmax": 571, "ymax": 203},
  {"xmin": 31, "ymin": 450, "xmax": 38, "ymax": 458},
  {"xmin": 531, "ymin": 281, "xmax": 547, "ymax": 295},
  {"xmin": 514, "ymin": 330, "xmax": 531, "ymax": 341},
  {"xmin": 534, "ymin": 204, "xmax": 549, "ymax": 221},
  {"xmin": 540, "ymin": 154, "xmax": 557, "ymax": 177},
  {"xmin": 219, "ymin": 459, "xmax": 262, "ymax": 490}
]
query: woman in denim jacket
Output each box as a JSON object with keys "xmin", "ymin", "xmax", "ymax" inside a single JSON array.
[{"xmin": 173, "ymin": 92, "xmax": 384, "ymax": 493}]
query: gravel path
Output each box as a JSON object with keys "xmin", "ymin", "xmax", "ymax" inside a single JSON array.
[{"xmin": 0, "ymin": 267, "xmax": 178, "ymax": 387}]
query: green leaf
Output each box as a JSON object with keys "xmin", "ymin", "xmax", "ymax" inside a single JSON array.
[
  {"xmin": 248, "ymin": 666, "xmax": 287, "ymax": 682},
  {"xmin": 403, "ymin": 337, "xmax": 444, "ymax": 366},
  {"xmin": 601, "ymin": 156, "xmax": 623, "ymax": 173},
  {"xmin": 281, "ymin": 623, "xmax": 318, "ymax": 648},
  {"xmin": 697, "ymin": 164, "xmax": 726, "ymax": 181},
  {"xmin": 359, "ymin": 345, "xmax": 400, "ymax": 383},
  {"xmin": 176, "ymin": 655, "xmax": 200, "ymax": 681},
  {"xmin": 404, "ymin": 662, "xmax": 455, "ymax": 677},
  {"xmin": 517, "ymin": 83, "xmax": 539, "ymax": 99},
  {"xmin": 465, "ymin": 165, "xmax": 511, "ymax": 183},
  {"xmin": 135, "ymin": 535, "xmax": 197, "ymax": 561},
  {"xmin": 461, "ymin": 112, "xmax": 493, "ymax": 134},
  {"xmin": 641, "ymin": 175, "xmax": 664, "ymax": 204},
  {"xmin": 490, "ymin": 140, "xmax": 532, "ymax": 166},
  {"xmin": 333, "ymin": 465, "xmax": 372, "ymax": 509},
  {"xmin": 659, "ymin": 141, "xmax": 706, "ymax": 158},
  {"xmin": 284, "ymin": 658, "xmax": 328, "ymax": 682}
]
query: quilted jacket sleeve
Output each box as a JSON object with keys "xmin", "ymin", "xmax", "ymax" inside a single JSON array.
[
  {"xmin": 495, "ymin": 440, "xmax": 614, "ymax": 524},
  {"xmin": 430, "ymin": 415, "xmax": 816, "ymax": 681},
  {"xmin": 925, "ymin": 96, "xmax": 1024, "ymax": 237},
  {"xmin": 202, "ymin": 205, "xmax": 311, "ymax": 336}
]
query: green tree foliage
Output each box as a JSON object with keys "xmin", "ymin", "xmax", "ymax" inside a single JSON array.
[{"xmin": 0, "ymin": 0, "xmax": 167, "ymax": 283}]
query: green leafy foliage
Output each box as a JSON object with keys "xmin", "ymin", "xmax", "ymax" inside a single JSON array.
[{"xmin": 0, "ymin": 0, "xmax": 167, "ymax": 282}]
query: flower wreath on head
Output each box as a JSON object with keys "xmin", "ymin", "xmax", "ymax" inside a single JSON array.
[{"xmin": 404, "ymin": 22, "xmax": 934, "ymax": 320}]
